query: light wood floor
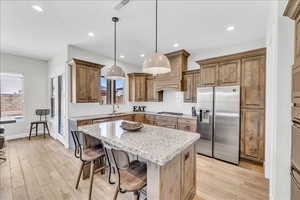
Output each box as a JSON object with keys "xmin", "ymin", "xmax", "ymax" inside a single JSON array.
[{"xmin": 0, "ymin": 136, "xmax": 269, "ymax": 200}]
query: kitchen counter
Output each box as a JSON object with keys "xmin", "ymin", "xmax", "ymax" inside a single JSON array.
[
  {"xmin": 78, "ymin": 120, "xmax": 200, "ymax": 166},
  {"xmin": 69, "ymin": 111, "xmax": 197, "ymax": 121},
  {"xmin": 78, "ymin": 120, "xmax": 199, "ymax": 200}
]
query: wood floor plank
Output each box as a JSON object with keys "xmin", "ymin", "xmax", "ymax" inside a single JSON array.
[{"xmin": 1, "ymin": 137, "xmax": 269, "ymax": 200}]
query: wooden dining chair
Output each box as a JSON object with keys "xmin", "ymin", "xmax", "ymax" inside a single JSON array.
[
  {"xmin": 71, "ymin": 130, "xmax": 106, "ymax": 200},
  {"xmin": 102, "ymin": 141, "xmax": 147, "ymax": 200}
]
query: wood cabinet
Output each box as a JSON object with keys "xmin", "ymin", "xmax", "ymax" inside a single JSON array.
[
  {"xmin": 293, "ymin": 65, "xmax": 300, "ymax": 106},
  {"xmin": 183, "ymin": 72, "xmax": 195, "ymax": 103},
  {"xmin": 218, "ymin": 59, "xmax": 241, "ymax": 86},
  {"xmin": 144, "ymin": 114, "xmax": 156, "ymax": 125},
  {"xmin": 241, "ymin": 56, "xmax": 265, "ymax": 109},
  {"xmin": 200, "ymin": 64, "xmax": 218, "ymax": 86},
  {"xmin": 178, "ymin": 118, "xmax": 197, "ymax": 132},
  {"xmin": 156, "ymin": 116, "xmax": 178, "ymax": 129},
  {"xmin": 134, "ymin": 113, "xmax": 145, "ymax": 123},
  {"xmin": 181, "ymin": 145, "xmax": 196, "ymax": 200},
  {"xmin": 295, "ymin": 16, "xmax": 300, "ymax": 64},
  {"xmin": 70, "ymin": 59, "xmax": 103, "ymax": 103},
  {"xmin": 128, "ymin": 73, "xmax": 148, "ymax": 102},
  {"xmin": 240, "ymin": 109, "xmax": 265, "ymax": 163},
  {"xmin": 146, "ymin": 75, "xmax": 163, "ymax": 102},
  {"xmin": 155, "ymin": 50, "xmax": 190, "ymax": 91}
]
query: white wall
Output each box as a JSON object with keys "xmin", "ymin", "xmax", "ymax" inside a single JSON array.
[
  {"xmin": 266, "ymin": 1, "xmax": 293, "ymax": 200},
  {"xmin": 0, "ymin": 53, "xmax": 48, "ymax": 140}
]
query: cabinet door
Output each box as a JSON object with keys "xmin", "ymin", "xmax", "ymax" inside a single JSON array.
[
  {"xmin": 86, "ymin": 67, "xmax": 100, "ymax": 102},
  {"xmin": 76, "ymin": 64, "xmax": 88, "ymax": 102},
  {"xmin": 240, "ymin": 109, "xmax": 265, "ymax": 163},
  {"xmin": 181, "ymin": 145, "xmax": 195, "ymax": 200},
  {"xmin": 218, "ymin": 59, "xmax": 241, "ymax": 86},
  {"xmin": 183, "ymin": 74, "xmax": 195, "ymax": 102},
  {"xmin": 194, "ymin": 71, "xmax": 201, "ymax": 88},
  {"xmin": 293, "ymin": 65, "xmax": 300, "ymax": 105},
  {"xmin": 178, "ymin": 119, "xmax": 197, "ymax": 132},
  {"xmin": 241, "ymin": 56, "xmax": 265, "ymax": 109},
  {"xmin": 134, "ymin": 114, "xmax": 145, "ymax": 123},
  {"xmin": 295, "ymin": 16, "xmax": 300, "ymax": 65},
  {"xmin": 135, "ymin": 76, "xmax": 146, "ymax": 101},
  {"xmin": 200, "ymin": 64, "xmax": 218, "ymax": 86}
]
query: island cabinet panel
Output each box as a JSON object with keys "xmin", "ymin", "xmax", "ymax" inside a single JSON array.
[
  {"xmin": 200, "ymin": 64, "xmax": 218, "ymax": 86},
  {"xmin": 181, "ymin": 145, "xmax": 196, "ymax": 200},
  {"xmin": 183, "ymin": 73, "xmax": 195, "ymax": 103},
  {"xmin": 295, "ymin": 16, "xmax": 300, "ymax": 64},
  {"xmin": 218, "ymin": 59, "xmax": 241, "ymax": 86},
  {"xmin": 240, "ymin": 109, "xmax": 265, "ymax": 163},
  {"xmin": 77, "ymin": 119, "xmax": 93, "ymax": 126},
  {"xmin": 128, "ymin": 73, "xmax": 148, "ymax": 102},
  {"xmin": 178, "ymin": 118, "xmax": 197, "ymax": 132},
  {"xmin": 70, "ymin": 58, "xmax": 103, "ymax": 103},
  {"xmin": 292, "ymin": 65, "xmax": 300, "ymax": 106},
  {"xmin": 241, "ymin": 55, "xmax": 265, "ymax": 109},
  {"xmin": 156, "ymin": 116, "xmax": 178, "ymax": 129},
  {"xmin": 147, "ymin": 144, "xmax": 196, "ymax": 200}
]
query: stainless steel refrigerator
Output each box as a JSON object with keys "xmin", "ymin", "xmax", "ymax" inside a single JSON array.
[{"xmin": 196, "ymin": 86, "xmax": 240, "ymax": 164}]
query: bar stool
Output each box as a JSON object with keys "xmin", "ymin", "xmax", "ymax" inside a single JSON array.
[
  {"xmin": 102, "ymin": 141, "xmax": 147, "ymax": 200},
  {"xmin": 29, "ymin": 109, "xmax": 50, "ymax": 140},
  {"xmin": 71, "ymin": 130, "xmax": 106, "ymax": 200},
  {"xmin": 0, "ymin": 128, "xmax": 7, "ymax": 162}
]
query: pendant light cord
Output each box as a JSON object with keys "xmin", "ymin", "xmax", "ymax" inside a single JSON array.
[
  {"xmin": 114, "ymin": 20, "xmax": 117, "ymax": 65},
  {"xmin": 155, "ymin": 0, "xmax": 158, "ymax": 53}
]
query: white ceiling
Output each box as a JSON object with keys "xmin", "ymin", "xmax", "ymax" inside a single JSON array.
[{"xmin": 0, "ymin": 0, "xmax": 271, "ymax": 66}]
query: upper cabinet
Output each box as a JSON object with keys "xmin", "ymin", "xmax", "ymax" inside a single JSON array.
[
  {"xmin": 69, "ymin": 58, "xmax": 103, "ymax": 103},
  {"xmin": 128, "ymin": 73, "xmax": 148, "ymax": 102},
  {"xmin": 218, "ymin": 59, "xmax": 241, "ymax": 86},
  {"xmin": 146, "ymin": 75, "xmax": 163, "ymax": 102},
  {"xmin": 199, "ymin": 63, "xmax": 218, "ymax": 86},
  {"xmin": 241, "ymin": 55, "xmax": 265, "ymax": 109},
  {"xmin": 183, "ymin": 70, "xmax": 199, "ymax": 103},
  {"xmin": 155, "ymin": 50, "xmax": 190, "ymax": 91}
]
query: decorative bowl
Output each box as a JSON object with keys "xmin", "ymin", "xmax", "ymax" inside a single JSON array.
[{"xmin": 120, "ymin": 121, "xmax": 144, "ymax": 131}]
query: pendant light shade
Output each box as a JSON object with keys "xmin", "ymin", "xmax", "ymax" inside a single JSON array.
[
  {"xmin": 143, "ymin": 0, "xmax": 170, "ymax": 75},
  {"xmin": 105, "ymin": 17, "xmax": 125, "ymax": 80},
  {"xmin": 143, "ymin": 52, "xmax": 170, "ymax": 74}
]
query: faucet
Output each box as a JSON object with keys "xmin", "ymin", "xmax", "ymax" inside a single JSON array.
[{"xmin": 112, "ymin": 104, "xmax": 119, "ymax": 114}]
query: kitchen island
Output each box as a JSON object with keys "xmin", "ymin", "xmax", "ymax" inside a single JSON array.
[{"xmin": 78, "ymin": 120, "xmax": 200, "ymax": 200}]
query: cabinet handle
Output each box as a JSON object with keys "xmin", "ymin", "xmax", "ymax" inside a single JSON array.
[
  {"xmin": 291, "ymin": 164, "xmax": 300, "ymax": 189},
  {"xmin": 184, "ymin": 152, "xmax": 190, "ymax": 161}
]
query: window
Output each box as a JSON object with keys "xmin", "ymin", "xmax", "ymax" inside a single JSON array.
[
  {"xmin": 99, "ymin": 76, "xmax": 112, "ymax": 104},
  {"xmin": 99, "ymin": 77, "xmax": 125, "ymax": 105},
  {"xmin": 0, "ymin": 73, "xmax": 24, "ymax": 120},
  {"xmin": 113, "ymin": 80, "xmax": 125, "ymax": 104}
]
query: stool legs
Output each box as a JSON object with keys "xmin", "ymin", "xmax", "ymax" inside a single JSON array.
[
  {"xmin": 29, "ymin": 123, "xmax": 33, "ymax": 140},
  {"xmin": 43, "ymin": 123, "xmax": 46, "ymax": 138},
  {"xmin": 45, "ymin": 122, "xmax": 50, "ymax": 136},
  {"xmin": 35, "ymin": 123, "xmax": 38, "ymax": 136},
  {"xmin": 89, "ymin": 161, "xmax": 95, "ymax": 200},
  {"xmin": 76, "ymin": 162, "xmax": 84, "ymax": 189}
]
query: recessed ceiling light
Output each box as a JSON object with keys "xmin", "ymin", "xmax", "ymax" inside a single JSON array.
[
  {"xmin": 120, "ymin": 55, "xmax": 125, "ymax": 59},
  {"xmin": 140, "ymin": 54, "xmax": 145, "ymax": 58},
  {"xmin": 32, "ymin": 5, "xmax": 44, "ymax": 13},
  {"xmin": 173, "ymin": 43, "xmax": 179, "ymax": 47},
  {"xmin": 88, "ymin": 32, "xmax": 95, "ymax": 37},
  {"xmin": 226, "ymin": 26, "xmax": 235, "ymax": 31}
]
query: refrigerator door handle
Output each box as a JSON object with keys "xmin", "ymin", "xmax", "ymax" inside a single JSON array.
[
  {"xmin": 199, "ymin": 109, "xmax": 203, "ymax": 122},
  {"xmin": 291, "ymin": 163, "xmax": 300, "ymax": 189}
]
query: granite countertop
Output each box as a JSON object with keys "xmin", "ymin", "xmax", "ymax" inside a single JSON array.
[
  {"xmin": 78, "ymin": 120, "xmax": 200, "ymax": 166},
  {"xmin": 70, "ymin": 111, "xmax": 197, "ymax": 121}
]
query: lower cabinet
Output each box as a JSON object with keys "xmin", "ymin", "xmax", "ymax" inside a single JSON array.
[
  {"xmin": 178, "ymin": 118, "xmax": 197, "ymax": 132},
  {"xmin": 181, "ymin": 145, "xmax": 196, "ymax": 200},
  {"xmin": 156, "ymin": 116, "xmax": 178, "ymax": 129},
  {"xmin": 144, "ymin": 114, "xmax": 157, "ymax": 125},
  {"xmin": 134, "ymin": 114, "xmax": 145, "ymax": 123},
  {"xmin": 240, "ymin": 109, "xmax": 265, "ymax": 163}
]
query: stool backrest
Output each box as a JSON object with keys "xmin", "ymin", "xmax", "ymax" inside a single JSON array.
[
  {"xmin": 102, "ymin": 141, "xmax": 130, "ymax": 170},
  {"xmin": 71, "ymin": 130, "xmax": 87, "ymax": 161},
  {"xmin": 35, "ymin": 109, "xmax": 50, "ymax": 121}
]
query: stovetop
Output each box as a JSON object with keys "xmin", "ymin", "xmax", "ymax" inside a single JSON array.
[{"xmin": 156, "ymin": 112, "xmax": 184, "ymax": 116}]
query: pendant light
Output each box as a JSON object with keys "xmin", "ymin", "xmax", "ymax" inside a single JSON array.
[
  {"xmin": 143, "ymin": 0, "xmax": 171, "ymax": 75},
  {"xmin": 105, "ymin": 17, "xmax": 125, "ymax": 80}
]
